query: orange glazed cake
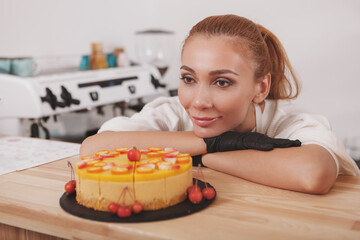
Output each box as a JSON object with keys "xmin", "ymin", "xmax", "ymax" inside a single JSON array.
[{"xmin": 75, "ymin": 147, "xmax": 193, "ymax": 211}]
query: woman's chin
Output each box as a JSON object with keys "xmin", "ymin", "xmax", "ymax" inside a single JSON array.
[{"xmin": 193, "ymin": 128, "xmax": 223, "ymax": 138}]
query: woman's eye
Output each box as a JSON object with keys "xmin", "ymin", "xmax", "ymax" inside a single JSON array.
[
  {"xmin": 180, "ymin": 76, "xmax": 195, "ymax": 84},
  {"xmin": 215, "ymin": 79, "xmax": 232, "ymax": 87}
]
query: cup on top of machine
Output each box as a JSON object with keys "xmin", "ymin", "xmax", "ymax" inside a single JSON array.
[
  {"xmin": 0, "ymin": 57, "xmax": 41, "ymax": 77},
  {"xmin": 0, "ymin": 58, "xmax": 12, "ymax": 74},
  {"xmin": 11, "ymin": 57, "xmax": 41, "ymax": 77}
]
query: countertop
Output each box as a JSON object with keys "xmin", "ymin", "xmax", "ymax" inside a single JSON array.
[{"xmin": 0, "ymin": 153, "xmax": 360, "ymax": 239}]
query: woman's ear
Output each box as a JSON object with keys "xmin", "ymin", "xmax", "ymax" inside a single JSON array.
[{"xmin": 252, "ymin": 73, "xmax": 271, "ymax": 104}]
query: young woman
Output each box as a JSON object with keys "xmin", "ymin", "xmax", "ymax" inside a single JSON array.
[{"xmin": 80, "ymin": 15, "xmax": 359, "ymax": 194}]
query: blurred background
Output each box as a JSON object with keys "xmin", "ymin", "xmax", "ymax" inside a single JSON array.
[{"xmin": 0, "ymin": 0, "xmax": 359, "ymax": 162}]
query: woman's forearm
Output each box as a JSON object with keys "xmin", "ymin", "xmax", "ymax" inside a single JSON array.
[
  {"xmin": 202, "ymin": 144, "xmax": 337, "ymax": 194},
  {"xmin": 81, "ymin": 132, "xmax": 337, "ymax": 194},
  {"xmin": 80, "ymin": 131, "xmax": 207, "ymax": 157}
]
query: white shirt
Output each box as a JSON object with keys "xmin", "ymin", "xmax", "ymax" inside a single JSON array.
[{"xmin": 99, "ymin": 96, "xmax": 360, "ymax": 176}]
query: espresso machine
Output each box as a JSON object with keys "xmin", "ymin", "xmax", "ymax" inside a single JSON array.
[{"xmin": 0, "ymin": 65, "xmax": 166, "ymax": 142}]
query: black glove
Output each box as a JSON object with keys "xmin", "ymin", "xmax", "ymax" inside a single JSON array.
[
  {"xmin": 204, "ymin": 131, "xmax": 301, "ymax": 153},
  {"xmin": 192, "ymin": 155, "xmax": 205, "ymax": 167}
]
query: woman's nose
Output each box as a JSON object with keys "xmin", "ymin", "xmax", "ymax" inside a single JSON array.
[{"xmin": 192, "ymin": 85, "xmax": 212, "ymax": 109}]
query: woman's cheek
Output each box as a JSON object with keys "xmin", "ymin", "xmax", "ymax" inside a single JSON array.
[
  {"xmin": 213, "ymin": 92, "xmax": 239, "ymax": 112},
  {"xmin": 178, "ymin": 86, "xmax": 193, "ymax": 108}
]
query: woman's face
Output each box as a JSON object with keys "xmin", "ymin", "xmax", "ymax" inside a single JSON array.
[{"xmin": 178, "ymin": 35, "xmax": 259, "ymax": 138}]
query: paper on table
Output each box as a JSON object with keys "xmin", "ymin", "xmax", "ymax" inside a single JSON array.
[{"xmin": 0, "ymin": 136, "xmax": 80, "ymax": 175}]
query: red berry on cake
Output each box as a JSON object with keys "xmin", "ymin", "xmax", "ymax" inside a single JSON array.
[
  {"xmin": 128, "ymin": 147, "xmax": 141, "ymax": 162},
  {"xmin": 117, "ymin": 206, "xmax": 132, "ymax": 217}
]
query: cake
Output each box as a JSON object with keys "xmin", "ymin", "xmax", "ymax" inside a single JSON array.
[{"xmin": 74, "ymin": 147, "xmax": 193, "ymax": 211}]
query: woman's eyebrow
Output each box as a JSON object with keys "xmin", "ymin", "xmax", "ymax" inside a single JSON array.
[
  {"xmin": 180, "ymin": 66, "xmax": 238, "ymax": 76},
  {"xmin": 209, "ymin": 69, "xmax": 239, "ymax": 76},
  {"xmin": 180, "ymin": 65, "xmax": 195, "ymax": 73}
]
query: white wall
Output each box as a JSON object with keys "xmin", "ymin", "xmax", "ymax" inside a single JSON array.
[{"xmin": 1, "ymin": 0, "xmax": 359, "ymax": 142}]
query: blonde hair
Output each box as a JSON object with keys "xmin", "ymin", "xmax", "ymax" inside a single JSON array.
[{"xmin": 183, "ymin": 15, "xmax": 300, "ymax": 100}]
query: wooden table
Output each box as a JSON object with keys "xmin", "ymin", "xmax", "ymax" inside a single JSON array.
[{"xmin": 0, "ymin": 154, "xmax": 359, "ymax": 240}]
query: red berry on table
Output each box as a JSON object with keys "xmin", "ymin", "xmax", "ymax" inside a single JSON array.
[
  {"xmin": 188, "ymin": 164, "xmax": 206, "ymax": 204},
  {"xmin": 108, "ymin": 202, "xmax": 119, "ymax": 213},
  {"xmin": 187, "ymin": 185, "xmax": 201, "ymax": 195},
  {"xmin": 202, "ymin": 187, "xmax": 215, "ymax": 200},
  {"xmin": 117, "ymin": 206, "xmax": 132, "ymax": 217},
  {"xmin": 188, "ymin": 189, "xmax": 203, "ymax": 204},
  {"xmin": 127, "ymin": 147, "xmax": 141, "ymax": 162},
  {"xmin": 64, "ymin": 180, "xmax": 76, "ymax": 194},
  {"xmin": 131, "ymin": 201, "xmax": 144, "ymax": 214}
]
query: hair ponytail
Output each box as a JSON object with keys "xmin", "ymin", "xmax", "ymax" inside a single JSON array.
[
  {"xmin": 184, "ymin": 14, "xmax": 301, "ymax": 100},
  {"xmin": 257, "ymin": 24, "xmax": 301, "ymax": 99}
]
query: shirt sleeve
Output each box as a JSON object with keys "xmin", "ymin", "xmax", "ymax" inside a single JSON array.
[
  {"xmin": 274, "ymin": 112, "xmax": 360, "ymax": 176},
  {"xmin": 98, "ymin": 96, "xmax": 193, "ymax": 133}
]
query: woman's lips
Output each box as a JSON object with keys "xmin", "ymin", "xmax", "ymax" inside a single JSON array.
[{"xmin": 192, "ymin": 116, "xmax": 219, "ymax": 127}]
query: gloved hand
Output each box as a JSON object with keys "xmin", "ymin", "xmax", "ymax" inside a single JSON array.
[{"xmin": 204, "ymin": 131, "xmax": 301, "ymax": 153}]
